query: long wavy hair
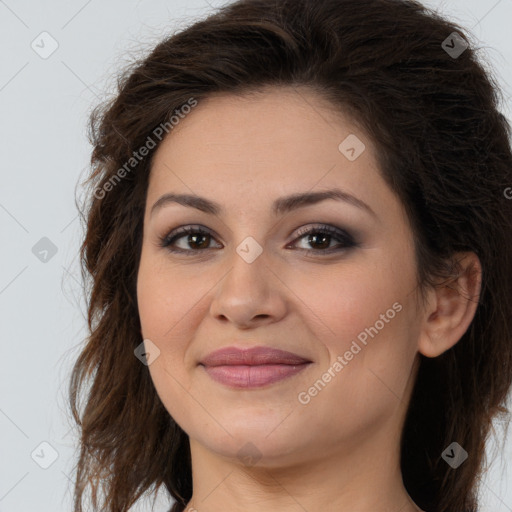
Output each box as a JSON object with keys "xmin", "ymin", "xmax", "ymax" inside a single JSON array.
[{"xmin": 68, "ymin": 0, "xmax": 512, "ymax": 511}]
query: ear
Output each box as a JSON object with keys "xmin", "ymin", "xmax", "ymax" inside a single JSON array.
[{"xmin": 418, "ymin": 252, "xmax": 482, "ymax": 358}]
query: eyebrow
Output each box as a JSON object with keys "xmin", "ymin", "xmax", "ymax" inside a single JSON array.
[{"xmin": 150, "ymin": 188, "xmax": 377, "ymax": 219}]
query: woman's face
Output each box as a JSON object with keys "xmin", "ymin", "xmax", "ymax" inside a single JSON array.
[{"xmin": 136, "ymin": 87, "xmax": 426, "ymax": 468}]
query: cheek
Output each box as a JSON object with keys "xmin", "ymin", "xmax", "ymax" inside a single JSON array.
[
  {"xmin": 286, "ymin": 258, "xmax": 413, "ymax": 350},
  {"xmin": 290, "ymin": 253, "xmax": 417, "ymax": 403},
  {"xmin": 295, "ymin": 281, "xmax": 415, "ymax": 445},
  {"xmin": 136, "ymin": 254, "xmax": 201, "ymax": 423},
  {"xmin": 136, "ymin": 251, "xmax": 214, "ymax": 398},
  {"xmin": 136, "ymin": 250, "xmax": 204, "ymax": 343}
]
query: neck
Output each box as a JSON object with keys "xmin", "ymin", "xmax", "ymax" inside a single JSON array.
[{"xmin": 184, "ymin": 422, "xmax": 423, "ymax": 512}]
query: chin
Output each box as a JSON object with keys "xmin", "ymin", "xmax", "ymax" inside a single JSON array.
[{"xmin": 193, "ymin": 424, "xmax": 310, "ymax": 468}]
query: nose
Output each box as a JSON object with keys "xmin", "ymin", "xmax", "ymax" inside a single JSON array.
[{"xmin": 208, "ymin": 244, "xmax": 287, "ymax": 329}]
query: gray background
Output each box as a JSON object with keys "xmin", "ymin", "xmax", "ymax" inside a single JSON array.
[{"xmin": 0, "ymin": 0, "xmax": 511, "ymax": 510}]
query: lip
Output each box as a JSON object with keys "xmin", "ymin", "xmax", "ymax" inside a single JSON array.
[{"xmin": 199, "ymin": 346, "xmax": 312, "ymax": 388}]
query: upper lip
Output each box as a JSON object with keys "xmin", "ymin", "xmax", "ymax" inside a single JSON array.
[{"xmin": 200, "ymin": 346, "xmax": 312, "ymax": 367}]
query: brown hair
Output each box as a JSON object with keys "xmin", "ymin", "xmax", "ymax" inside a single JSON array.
[{"xmin": 68, "ymin": 1, "xmax": 512, "ymax": 511}]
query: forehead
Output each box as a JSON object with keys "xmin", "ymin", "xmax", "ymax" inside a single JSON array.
[
  {"xmin": 147, "ymin": 87, "xmax": 388, "ymax": 213},
  {"xmin": 153, "ymin": 86, "xmax": 364, "ymax": 159}
]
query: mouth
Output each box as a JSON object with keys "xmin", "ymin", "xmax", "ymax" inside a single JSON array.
[{"xmin": 199, "ymin": 346, "xmax": 312, "ymax": 389}]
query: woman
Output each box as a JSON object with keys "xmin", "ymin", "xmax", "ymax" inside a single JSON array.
[{"xmin": 69, "ymin": 0, "xmax": 512, "ymax": 511}]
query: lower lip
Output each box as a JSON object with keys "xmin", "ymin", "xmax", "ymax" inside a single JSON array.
[{"xmin": 201, "ymin": 363, "xmax": 311, "ymax": 388}]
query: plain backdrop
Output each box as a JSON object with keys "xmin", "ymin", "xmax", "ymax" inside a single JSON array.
[{"xmin": 0, "ymin": 0, "xmax": 511, "ymax": 511}]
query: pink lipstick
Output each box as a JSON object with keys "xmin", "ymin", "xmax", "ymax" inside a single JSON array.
[{"xmin": 200, "ymin": 346, "xmax": 311, "ymax": 388}]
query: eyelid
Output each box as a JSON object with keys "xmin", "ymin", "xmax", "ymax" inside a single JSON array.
[
  {"xmin": 161, "ymin": 224, "xmax": 221, "ymax": 248},
  {"xmin": 288, "ymin": 223, "xmax": 356, "ymax": 249}
]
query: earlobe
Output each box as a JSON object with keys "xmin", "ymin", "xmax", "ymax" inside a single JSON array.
[{"xmin": 418, "ymin": 252, "xmax": 482, "ymax": 358}]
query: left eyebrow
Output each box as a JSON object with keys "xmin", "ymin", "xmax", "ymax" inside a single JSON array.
[{"xmin": 150, "ymin": 188, "xmax": 377, "ymax": 219}]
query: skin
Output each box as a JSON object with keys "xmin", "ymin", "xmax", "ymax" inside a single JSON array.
[{"xmin": 136, "ymin": 86, "xmax": 482, "ymax": 512}]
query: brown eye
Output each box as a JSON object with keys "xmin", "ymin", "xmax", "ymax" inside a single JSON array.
[
  {"xmin": 159, "ymin": 223, "xmax": 357, "ymax": 256},
  {"xmin": 289, "ymin": 224, "xmax": 357, "ymax": 254},
  {"xmin": 160, "ymin": 225, "xmax": 222, "ymax": 254},
  {"xmin": 183, "ymin": 232, "xmax": 211, "ymax": 249}
]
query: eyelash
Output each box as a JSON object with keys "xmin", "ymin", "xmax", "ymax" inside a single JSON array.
[{"xmin": 158, "ymin": 223, "xmax": 357, "ymax": 256}]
